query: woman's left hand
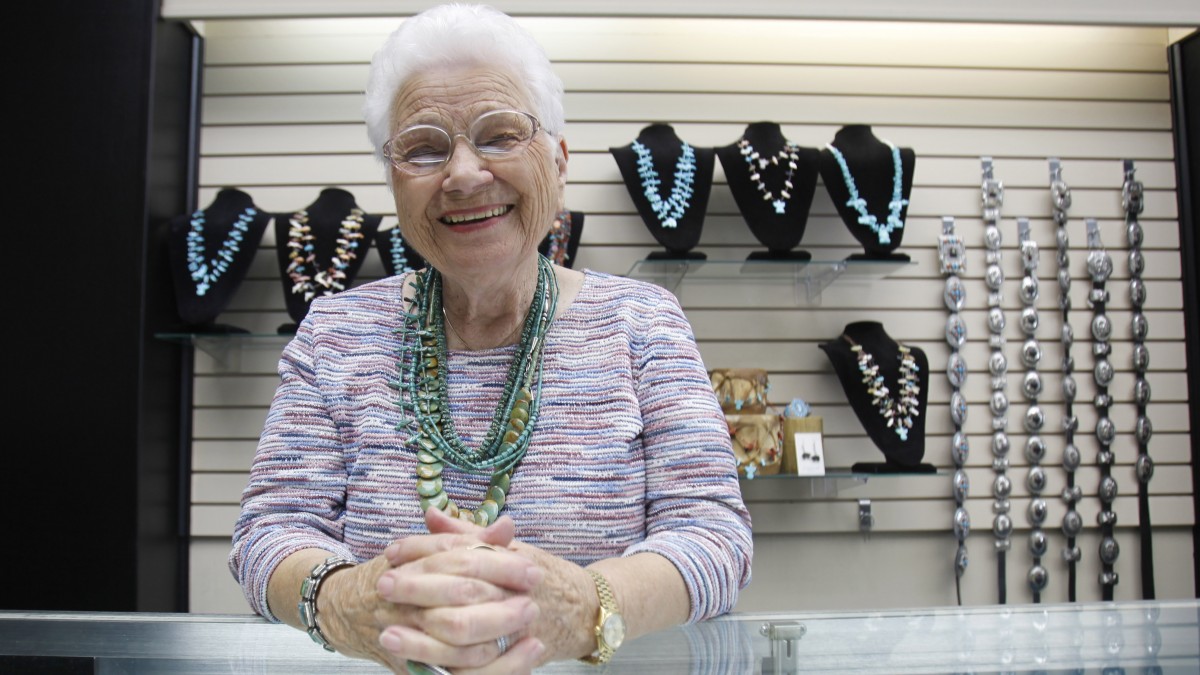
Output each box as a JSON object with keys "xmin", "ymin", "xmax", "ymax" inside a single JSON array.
[{"xmin": 385, "ymin": 509, "xmax": 597, "ymax": 664}]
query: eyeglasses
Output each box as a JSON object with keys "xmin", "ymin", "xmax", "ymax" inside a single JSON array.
[{"xmin": 382, "ymin": 110, "xmax": 542, "ymax": 176}]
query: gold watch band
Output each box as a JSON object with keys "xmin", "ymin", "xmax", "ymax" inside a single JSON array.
[{"xmin": 580, "ymin": 570, "xmax": 624, "ymax": 665}]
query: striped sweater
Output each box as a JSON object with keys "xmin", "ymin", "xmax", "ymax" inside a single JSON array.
[{"xmin": 230, "ymin": 270, "xmax": 753, "ymax": 623}]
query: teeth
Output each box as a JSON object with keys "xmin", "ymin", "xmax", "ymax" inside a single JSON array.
[{"xmin": 443, "ymin": 206, "xmax": 509, "ymax": 224}]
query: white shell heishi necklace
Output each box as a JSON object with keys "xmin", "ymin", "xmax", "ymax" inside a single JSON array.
[
  {"xmin": 286, "ymin": 208, "xmax": 365, "ymax": 301},
  {"xmin": 843, "ymin": 335, "xmax": 920, "ymax": 441},
  {"xmin": 737, "ymin": 138, "xmax": 798, "ymax": 214}
]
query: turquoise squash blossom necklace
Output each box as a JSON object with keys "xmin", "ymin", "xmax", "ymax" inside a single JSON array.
[
  {"xmin": 393, "ymin": 255, "xmax": 558, "ymax": 526},
  {"xmin": 825, "ymin": 141, "xmax": 908, "ymax": 245},
  {"xmin": 633, "ymin": 140, "xmax": 696, "ymax": 229},
  {"xmin": 186, "ymin": 206, "xmax": 257, "ymax": 296}
]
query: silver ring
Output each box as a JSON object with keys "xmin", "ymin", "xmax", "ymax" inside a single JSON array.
[{"xmin": 496, "ymin": 634, "xmax": 510, "ymax": 655}]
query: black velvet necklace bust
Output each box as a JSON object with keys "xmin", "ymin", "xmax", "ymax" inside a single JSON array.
[
  {"xmin": 818, "ymin": 125, "xmax": 915, "ymax": 261},
  {"xmin": 274, "ymin": 187, "xmax": 381, "ymax": 333},
  {"xmin": 167, "ymin": 187, "xmax": 270, "ymax": 333},
  {"xmin": 819, "ymin": 321, "xmax": 934, "ymax": 472},
  {"xmin": 716, "ymin": 122, "xmax": 819, "ymax": 261},
  {"xmin": 374, "ymin": 224, "xmax": 427, "ymax": 276},
  {"xmin": 611, "ymin": 123, "xmax": 714, "ymax": 260}
]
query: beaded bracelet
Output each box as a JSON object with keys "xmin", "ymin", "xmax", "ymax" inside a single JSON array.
[
  {"xmin": 1049, "ymin": 159, "xmax": 1082, "ymax": 602},
  {"xmin": 1017, "ymin": 217, "xmax": 1049, "ymax": 601},
  {"xmin": 1086, "ymin": 218, "xmax": 1120, "ymax": 600},
  {"xmin": 298, "ymin": 556, "xmax": 357, "ymax": 651},
  {"xmin": 940, "ymin": 216, "xmax": 970, "ymax": 604},
  {"xmin": 1123, "ymin": 160, "xmax": 1155, "ymax": 599},
  {"xmin": 981, "ymin": 157, "xmax": 1011, "ymax": 604}
]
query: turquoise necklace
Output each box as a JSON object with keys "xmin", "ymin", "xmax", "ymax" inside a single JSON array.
[
  {"xmin": 388, "ymin": 226, "xmax": 411, "ymax": 275},
  {"xmin": 825, "ymin": 141, "xmax": 908, "ymax": 245},
  {"xmin": 394, "ymin": 256, "xmax": 558, "ymax": 526},
  {"xmin": 186, "ymin": 206, "xmax": 257, "ymax": 296},
  {"xmin": 633, "ymin": 140, "xmax": 696, "ymax": 229}
]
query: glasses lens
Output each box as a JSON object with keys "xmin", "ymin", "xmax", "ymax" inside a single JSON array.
[
  {"xmin": 470, "ymin": 111, "xmax": 536, "ymax": 156},
  {"xmin": 390, "ymin": 126, "xmax": 451, "ymax": 173}
]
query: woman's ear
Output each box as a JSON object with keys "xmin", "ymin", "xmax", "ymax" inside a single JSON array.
[{"xmin": 555, "ymin": 137, "xmax": 569, "ymax": 190}]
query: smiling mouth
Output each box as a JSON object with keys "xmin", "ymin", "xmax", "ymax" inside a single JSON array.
[{"xmin": 440, "ymin": 205, "xmax": 513, "ymax": 226}]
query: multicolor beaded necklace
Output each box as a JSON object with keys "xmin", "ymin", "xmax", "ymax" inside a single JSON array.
[
  {"xmin": 545, "ymin": 210, "xmax": 572, "ymax": 266},
  {"xmin": 843, "ymin": 335, "xmax": 920, "ymax": 441},
  {"xmin": 394, "ymin": 256, "xmax": 558, "ymax": 526},
  {"xmin": 286, "ymin": 208, "xmax": 365, "ymax": 302},
  {"xmin": 186, "ymin": 206, "xmax": 257, "ymax": 296},
  {"xmin": 632, "ymin": 140, "xmax": 696, "ymax": 229},
  {"xmin": 737, "ymin": 138, "xmax": 798, "ymax": 214},
  {"xmin": 825, "ymin": 141, "xmax": 908, "ymax": 245}
]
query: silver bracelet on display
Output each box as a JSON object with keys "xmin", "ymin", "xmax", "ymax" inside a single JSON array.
[
  {"xmin": 1050, "ymin": 159, "xmax": 1081, "ymax": 602},
  {"xmin": 1086, "ymin": 218, "xmax": 1119, "ymax": 600},
  {"xmin": 981, "ymin": 157, "xmax": 1011, "ymax": 604},
  {"xmin": 298, "ymin": 555, "xmax": 358, "ymax": 651},
  {"xmin": 1124, "ymin": 160, "xmax": 1155, "ymax": 599},
  {"xmin": 1017, "ymin": 217, "xmax": 1048, "ymax": 601},
  {"xmin": 940, "ymin": 216, "xmax": 970, "ymax": 605}
]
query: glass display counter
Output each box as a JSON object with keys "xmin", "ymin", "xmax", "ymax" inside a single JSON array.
[{"xmin": 3, "ymin": 600, "xmax": 1195, "ymax": 673}]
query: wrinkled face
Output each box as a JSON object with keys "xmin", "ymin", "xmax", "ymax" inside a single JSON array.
[{"xmin": 387, "ymin": 66, "xmax": 567, "ymax": 279}]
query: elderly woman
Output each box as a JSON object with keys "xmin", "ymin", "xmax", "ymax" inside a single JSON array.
[{"xmin": 229, "ymin": 5, "xmax": 752, "ymax": 673}]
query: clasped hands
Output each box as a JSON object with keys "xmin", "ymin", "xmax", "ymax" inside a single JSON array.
[{"xmin": 318, "ymin": 507, "xmax": 590, "ymax": 674}]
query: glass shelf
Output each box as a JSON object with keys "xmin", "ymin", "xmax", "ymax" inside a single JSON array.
[
  {"xmin": 739, "ymin": 469, "xmax": 946, "ymax": 498},
  {"xmin": 155, "ymin": 333, "xmax": 292, "ymax": 371},
  {"xmin": 625, "ymin": 257, "xmax": 915, "ymax": 304}
]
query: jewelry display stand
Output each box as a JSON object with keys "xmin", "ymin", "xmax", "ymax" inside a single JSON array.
[
  {"xmin": 818, "ymin": 321, "xmax": 933, "ymax": 473},
  {"xmin": 166, "ymin": 187, "xmax": 270, "ymax": 333},
  {"xmin": 611, "ymin": 123, "xmax": 714, "ymax": 260},
  {"xmin": 716, "ymin": 122, "xmax": 819, "ymax": 262},
  {"xmin": 374, "ymin": 224, "xmax": 426, "ymax": 276},
  {"xmin": 819, "ymin": 125, "xmax": 915, "ymax": 262},
  {"xmin": 274, "ymin": 187, "xmax": 380, "ymax": 333}
]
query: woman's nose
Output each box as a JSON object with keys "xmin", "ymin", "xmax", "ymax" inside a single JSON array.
[{"xmin": 441, "ymin": 137, "xmax": 493, "ymax": 193}]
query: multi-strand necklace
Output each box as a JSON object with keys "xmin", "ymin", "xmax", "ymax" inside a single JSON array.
[
  {"xmin": 981, "ymin": 157, "xmax": 1012, "ymax": 603},
  {"xmin": 186, "ymin": 206, "xmax": 257, "ymax": 297},
  {"xmin": 940, "ymin": 216, "xmax": 970, "ymax": 604},
  {"xmin": 545, "ymin": 210, "xmax": 572, "ymax": 266},
  {"xmin": 843, "ymin": 335, "xmax": 920, "ymax": 442},
  {"xmin": 825, "ymin": 140, "xmax": 908, "ymax": 245},
  {"xmin": 632, "ymin": 140, "xmax": 696, "ymax": 229},
  {"xmin": 388, "ymin": 226, "xmax": 412, "ymax": 275},
  {"xmin": 1086, "ymin": 217, "xmax": 1120, "ymax": 600},
  {"xmin": 1018, "ymin": 217, "xmax": 1049, "ymax": 601},
  {"xmin": 286, "ymin": 208, "xmax": 365, "ymax": 302},
  {"xmin": 1050, "ymin": 159, "xmax": 1082, "ymax": 601},
  {"xmin": 1124, "ymin": 160, "xmax": 1156, "ymax": 599},
  {"xmin": 394, "ymin": 256, "xmax": 558, "ymax": 526},
  {"xmin": 737, "ymin": 138, "xmax": 799, "ymax": 214}
]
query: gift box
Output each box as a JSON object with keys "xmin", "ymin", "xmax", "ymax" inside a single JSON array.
[
  {"xmin": 710, "ymin": 368, "xmax": 769, "ymax": 414},
  {"xmin": 725, "ymin": 413, "xmax": 782, "ymax": 478}
]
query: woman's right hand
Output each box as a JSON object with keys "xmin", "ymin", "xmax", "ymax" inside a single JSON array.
[{"xmin": 315, "ymin": 521, "xmax": 546, "ymax": 673}]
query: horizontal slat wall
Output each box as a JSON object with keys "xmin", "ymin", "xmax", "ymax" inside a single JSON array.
[{"xmin": 186, "ymin": 16, "xmax": 1194, "ymax": 613}]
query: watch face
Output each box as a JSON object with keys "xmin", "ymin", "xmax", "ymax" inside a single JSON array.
[{"xmin": 601, "ymin": 613, "xmax": 626, "ymax": 650}]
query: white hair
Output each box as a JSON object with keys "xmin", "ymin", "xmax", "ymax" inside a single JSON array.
[{"xmin": 363, "ymin": 4, "xmax": 565, "ymax": 161}]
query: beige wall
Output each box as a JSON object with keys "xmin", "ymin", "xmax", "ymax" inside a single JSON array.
[{"xmin": 185, "ymin": 15, "xmax": 1194, "ymax": 613}]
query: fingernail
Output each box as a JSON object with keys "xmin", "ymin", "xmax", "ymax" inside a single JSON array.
[
  {"xmin": 380, "ymin": 630, "xmax": 402, "ymax": 651},
  {"xmin": 521, "ymin": 600, "xmax": 539, "ymax": 624},
  {"xmin": 530, "ymin": 639, "xmax": 546, "ymax": 661},
  {"xmin": 377, "ymin": 575, "xmax": 394, "ymax": 596},
  {"xmin": 525, "ymin": 566, "xmax": 544, "ymax": 586}
]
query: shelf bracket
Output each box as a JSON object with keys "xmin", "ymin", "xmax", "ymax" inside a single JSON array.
[
  {"xmin": 760, "ymin": 620, "xmax": 806, "ymax": 674},
  {"xmin": 858, "ymin": 499, "xmax": 874, "ymax": 535}
]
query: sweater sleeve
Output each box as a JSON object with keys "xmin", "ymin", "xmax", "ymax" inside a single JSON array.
[
  {"xmin": 228, "ymin": 314, "xmax": 356, "ymax": 621},
  {"xmin": 621, "ymin": 288, "xmax": 754, "ymax": 622}
]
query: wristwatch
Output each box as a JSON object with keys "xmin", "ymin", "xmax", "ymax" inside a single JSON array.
[{"xmin": 580, "ymin": 570, "xmax": 625, "ymax": 665}]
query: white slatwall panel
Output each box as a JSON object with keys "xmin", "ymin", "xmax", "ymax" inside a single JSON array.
[{"xmin": 187, "ymin": 16, "xmax": 1194, "ymax": 613}]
